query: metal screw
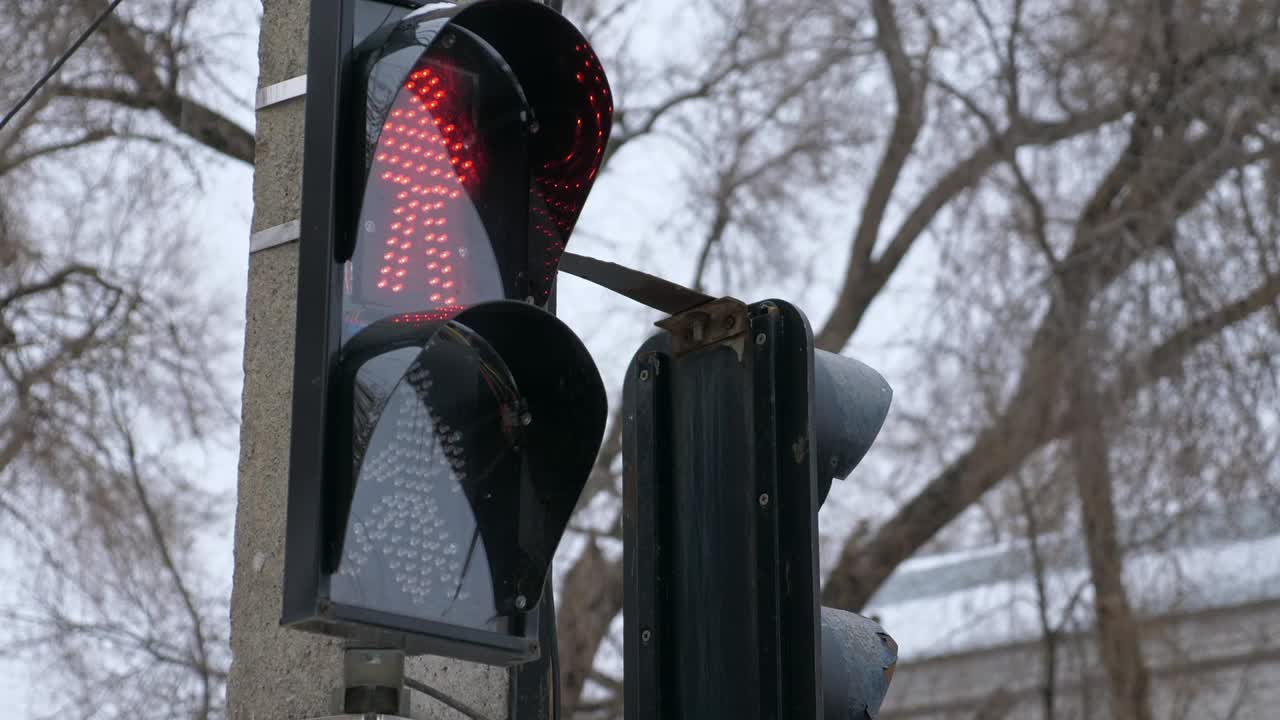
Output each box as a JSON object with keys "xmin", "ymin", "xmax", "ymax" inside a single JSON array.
[
  {"xmin": 640, "ymin": 628, "xmax": 652, "ymax": 645},
  {"xmin": 758, "ymin": 493, "xmax": 770, "ymax": 508},
  {"xmin": 755, "ymin": 332, "xmax": 767, "ymax": 345},
  {"xmin": 515, "ymin": 595, "xmax": 527, "ymax": 610},
  {"xmin": 639, "ymin": 368, "xmax": 650, "ymax": 381}
]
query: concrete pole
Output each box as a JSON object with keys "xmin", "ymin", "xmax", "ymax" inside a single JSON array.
[{"xmin": 227, "ymin": 2, "xmax": 509, "ymax": 717}]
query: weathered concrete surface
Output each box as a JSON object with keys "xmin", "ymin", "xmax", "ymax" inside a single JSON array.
[
  {"xmin": 227, "ymin": 2, "xmax": 509, "ymax": 717},
  {"xmin": 229, "ymin": 236, "xmax": 341, "ymax": 720}
]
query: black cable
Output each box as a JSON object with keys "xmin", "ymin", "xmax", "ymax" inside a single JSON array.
[
  {"xmin": 404, "ymin": 675, "xmax": 499, "ymax": 720},
  {"xmin": 546, "ymin": 586, "xmax": 562, "ymax": 720},
  {"xmin": 0, "ymin": 0, "xmax": 127, "ymax": 132}
]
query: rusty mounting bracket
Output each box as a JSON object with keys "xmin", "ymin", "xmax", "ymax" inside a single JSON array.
[{"xmin": 655, "ymin": 297, "xmax": 749, "ymax": 358}]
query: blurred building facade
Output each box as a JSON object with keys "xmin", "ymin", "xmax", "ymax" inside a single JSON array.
[{"xmin": 870, "ymin": 503, "xmax": 1280, "ymax": 719}]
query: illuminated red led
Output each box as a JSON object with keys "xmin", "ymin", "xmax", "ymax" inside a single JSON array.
[
  {"xmin": 358, "ymin": 59, "xmax": 483, "ymax": 311},
  {"xmin": 389, "ymin": 307, "xmax": 464, "ymax": 326},
  {"xmin": 525, "ymin": 43, "xmax": 611, "ymax": 301}
]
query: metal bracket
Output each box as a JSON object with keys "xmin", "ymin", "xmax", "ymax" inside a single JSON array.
[
  {"xmin": 654, "ymin": 297, "xmax": 749, "ymax": 358},
  {"xmin": 305, "ymin": 646, "xmax": 506, "ymax": 720},
  {"xmin": 335, "ymin": 648, "xmax": 410, "ymax": 717},
  {"xmin": 249, "ymin": 218, "xmax": 301, "ymax": 253},
  {"xmin": 558, "ymin": 252, "xmax": 713, "ymax": 315},
  {"xmin": 256, "ymin": 74, "xmax": 308, "ymax": 109}
]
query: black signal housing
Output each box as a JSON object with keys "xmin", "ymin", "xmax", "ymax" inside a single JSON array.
[{"xmin": 283, "ymin": 0, "xmax": 611, "ymax": 665}]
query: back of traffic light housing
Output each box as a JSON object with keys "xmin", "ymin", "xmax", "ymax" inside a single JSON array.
[
  {"xmin": 283, "ymin": 0, "xmax": 612, "ymax": 665},
  {"xmin": 622, "ymin": 298, "xmax": 896, "ymax": 719}
]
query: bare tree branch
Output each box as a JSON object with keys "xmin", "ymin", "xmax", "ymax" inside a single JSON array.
[
  {"xmin": 558, "ymin": 538, "xmax": 625, "ymax": 714},
  {"xmin": 823, "ymin": 269, "xmax": 1280, "ymax": 611},
  {"xmin": 815, "ymin": 100, "xmax": 1129, "ymax": 352},
  {"xmin": 1070, "ymin": 356, "xmax": 1153, "ymax": 720},
  {"xmin": 52, "ymin": 81, "xmax": 254, "ymax": 164},
  {"xmin": 113, "ymin": 404, "xmax": 215, "ymax": 720}
]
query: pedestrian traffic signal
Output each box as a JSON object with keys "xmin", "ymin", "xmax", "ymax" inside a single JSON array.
[{"xmin": 283, "ymin": 0, "xmax": 611, "ymax": 665}]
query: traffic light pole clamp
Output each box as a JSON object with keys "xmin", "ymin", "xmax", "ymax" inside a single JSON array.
[{"xmin": 653, "ymin": 297, "xmax": 750, "ymax": 358}]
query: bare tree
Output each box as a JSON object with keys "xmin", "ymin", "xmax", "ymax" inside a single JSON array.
[
  {"xmin": 1, "ymin": 0, "xmax": 253, "ymax": 715},
  {"xmin": 1014, "ymin": 473, "xmax": 1067, "ymax": 720},
  {"xmin": 2, "ymin": 0, "xmax": 255, "ymax": 170},
  {"xmin": 822, "ymin": 0, "xmax": 1280, "ymax": 612},
  {"xmin": 0, "ymin": 161, "xmax": 238, "ymax": 718},
  {"xmin": 876, "ymin": 1, "xmax": 1277, "ymax": 713}
]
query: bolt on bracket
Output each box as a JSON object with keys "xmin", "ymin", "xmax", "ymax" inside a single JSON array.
[{"xmin": 655, "ymin": 297, "xmax": 749, "ymax": 359}]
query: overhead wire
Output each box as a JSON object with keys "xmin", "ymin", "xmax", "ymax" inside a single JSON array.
[{"xmin": 0, "ymin": 0, "xmax": 128, "ymax": 132}]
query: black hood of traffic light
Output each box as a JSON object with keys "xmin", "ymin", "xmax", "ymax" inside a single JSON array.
[{"xmin": 328, "ymin": 301, "xmax": 606, "ymax": 630}]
